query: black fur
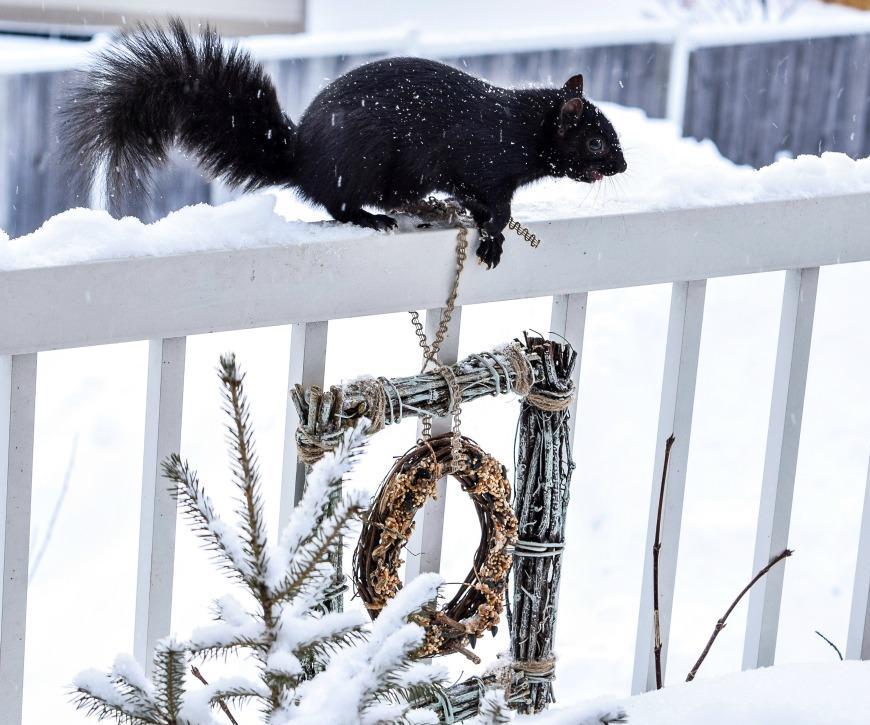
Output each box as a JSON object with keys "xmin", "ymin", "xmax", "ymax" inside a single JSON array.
[
  {"xmin": 62, "ymin": 20, "xmax": 627, "ymax": 268},
  {"xmin": 62, "ymin": 20, "xmax": 295, "ymax": 199}
]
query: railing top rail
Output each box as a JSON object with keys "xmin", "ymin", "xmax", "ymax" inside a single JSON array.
[
  {"xmin": 0, "ymin": 35, "xmax": 92, "ymax": 75},
  {"xmin": 243, "ymin": 22, "xmax": 680, "ymax": 60},
  {"xmin": 2, "ymin": 193, "xmax": 869, "ymax": 357},
  {"xmin": 243, "ymin": 15, "xmax": 870, "ymax": 60},
  {"xmin": 680, "ymin": 16, "xmax": 870, "ymax": 49}
]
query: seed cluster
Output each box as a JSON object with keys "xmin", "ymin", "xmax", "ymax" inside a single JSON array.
[{"xmin": 353, "ymin": 434, "xmax": 517, "ymax": 660}]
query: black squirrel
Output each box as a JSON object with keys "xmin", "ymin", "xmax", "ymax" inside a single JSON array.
[{"xmin": 62, "ymin": 19, "xmax": 627, "ymax": 268}]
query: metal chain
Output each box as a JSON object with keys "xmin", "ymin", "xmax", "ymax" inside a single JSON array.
[
  {"xmin": 409, "ymin": 224, "xmax": 469, "ymax": 473},
  {"xmin": 409, "ymin": 225, "xmax": 468, "ymax": 373},
  {"xmin": 437, "ymin": 361, "xmax": 464, "ymax": 472}
]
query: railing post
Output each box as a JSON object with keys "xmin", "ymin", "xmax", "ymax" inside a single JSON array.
[
  {"xmin": 280, "ymin": 321, "xmax": 329, "ymax": 526},
  {"xmin": 743, "ymin": 267, "xmax": 818, "ymax": 670},
  {"xmin": 545, "ymin": 293, "xmax": 587, "ymax": 652},
  {"xmin": 633, "ymin": 279, "xmax": 706, "ymax": 693},
  {"xmin": 134, "ymin": 338, "xmax": 186, "ymax": 672},
  {"xmin": 404, "ymin": 307, "xmax": 463, "ymax": 582},
  {"xmin": 549, "ymin": 293, "xmax": 588, "ymax": 451},
  {"xmin": 0, "ymin": 353, "xmax": 37, "ymax": 724},
  {"xmin": 847, "ymin": 455, "xmax": 870, "ymax": 660}
]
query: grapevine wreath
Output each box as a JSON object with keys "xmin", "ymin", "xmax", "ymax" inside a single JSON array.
[{"xmin": 353, "ymin": 433, "xmax": 518, "ymax": 661}]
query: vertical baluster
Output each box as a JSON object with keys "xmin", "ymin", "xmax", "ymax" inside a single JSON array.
[
  {"xmin": 743, "ymin": 268, "xmax": 818, "ymax": 670},
  {"xmin": 847, "ymin": 454, "xmax": 870, "ymax": 660},
  {"xmin": 633, "ymin": 280, "xmax": 706, "ymax": 693},
  {"xmin": 0, "ymin": 353, "xmax": 37, "ymax": 724},
  {"xmin": 404, "ymin": 307, "xmax": 463, "ymax": 582},
  {"xmin": 134, "ymin": 338, "xmax": 186, "ymax": 671},
  {"xmin": 279, "ymin": 321, "xmax": 329, "ymax": 527},
  {"xmin": 549, "ymin": 293, "xmax": 588, "ymax": 450}
]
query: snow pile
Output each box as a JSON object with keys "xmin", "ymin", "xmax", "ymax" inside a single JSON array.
[
  {"xmin": 0, "ymin": 194, "xmax": 374, "ymax": 271},
  {"xmin": 511, "ymin": 103, "xmax": 870, "ymax": 221},
  {"xmin": 2, "ymin": 104, "xmax": 869, "ymax": 272},
  {"xmin": 526, "ymin": 662, "xmax": 870, "ymax": 725}
]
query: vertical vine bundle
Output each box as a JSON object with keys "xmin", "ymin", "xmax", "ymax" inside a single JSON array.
[{"xmin": 510, "ymin": 334, "xmax": 577, "ymax": 714}]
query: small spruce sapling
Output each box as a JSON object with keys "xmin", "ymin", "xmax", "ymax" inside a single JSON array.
[{"xmin": 72, "ymin": 353, "xmax": 446, "ymax": 725}]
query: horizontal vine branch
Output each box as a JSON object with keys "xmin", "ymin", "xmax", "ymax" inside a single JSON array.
[
  {"xmin": 412, "ymin": 670, "xmax": 531, "ymax": 722},
  {"xmin": 291, "ymin": 341, "xmax": 544, "ymax": 464}
]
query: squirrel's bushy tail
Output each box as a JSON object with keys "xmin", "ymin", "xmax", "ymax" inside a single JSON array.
[{"xmin": 62, "ymin": 19, "xmax": 296, "ymax": 200}]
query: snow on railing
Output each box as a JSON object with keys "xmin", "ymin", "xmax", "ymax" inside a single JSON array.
[{"xmin": 3, "ymin": 192, "xmax": 870, "ymax": 722}]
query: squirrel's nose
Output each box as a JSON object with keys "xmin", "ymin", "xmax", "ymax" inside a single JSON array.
[{"xmin": 606, "ymin": 158, "xmax": 627, "ymax": 175}]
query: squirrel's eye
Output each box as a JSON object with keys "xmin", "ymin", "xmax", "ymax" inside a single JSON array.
[{"xmin": 587, "ymin": 137, "xmax": 605, "ymax": 153}]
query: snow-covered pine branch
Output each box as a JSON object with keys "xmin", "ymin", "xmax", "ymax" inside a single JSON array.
[
  {"xmin": 72, "ymin": 354, "xmax": 446, "ymax": 725},
  {"xmin": 217, "ymin": 353, "xmax": 271, "ymax": 595},
  {"xmin": 187, "ymin": 594, "xmax": 265, "ymax": 660},
  {"xmin": 162, "ymin": 454, "xmax": 253, "ymax": 584},
  {"xmin": 268, "ymin": 422, "xmax": 370, "ymax": 605},
  {"xmin": 73, "ymin": 641, "xmax": 187, "ymax": 725},
  {"xmin": 277, "ymin": 573, "xmax": 448, "ymax": 725}
]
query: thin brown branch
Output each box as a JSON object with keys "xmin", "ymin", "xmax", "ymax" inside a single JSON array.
[
  {"xmin": 686, "ymin": 548, "xmax": 793, "ymax": 682},
  {"xmin": 814, "ymin": 630, "xmax": 844, "ymax": 661},
  {"xmin": 190, "ymin": 666, "xmax": 239, "ymax": 725},
  {"xmin": 653, "ymin": 434, "xmax": 676, "ymax": 690}
]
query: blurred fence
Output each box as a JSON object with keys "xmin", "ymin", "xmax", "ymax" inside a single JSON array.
[
  {"xmin": 2, "ymin": 20, "xmax": 870, "ymax": 237},
  {"xmin": 683, "ymin": 33, "xmax": 870, "ymax": 166},
  {"xmin": 0, "ymin": 70, "xmax": 82, "ymax": 238}
]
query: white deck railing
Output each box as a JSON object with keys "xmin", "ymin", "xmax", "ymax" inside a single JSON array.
[{"xmin": 2, "ymin": 194, "xmax": 870, "ymax": 721}]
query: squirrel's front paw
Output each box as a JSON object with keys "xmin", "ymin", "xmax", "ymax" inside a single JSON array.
[
  {"xmin": 476, "ymin": 231, "xmax": 504, "ymax": 269},
  {"xmin": 370, "ymin": 213, "xmax": 398, "ymax": 231}
]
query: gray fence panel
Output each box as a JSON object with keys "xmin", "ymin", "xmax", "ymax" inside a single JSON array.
[
  {"xmin": 0, "ymin": 75, "xmax": 8, "ymax": 234},
  {"xmin": 684, "ymin": 35, "xmax": 870, "ymax": 167},
  {"xmin": 1, "ymin": 70, "xmax": 213, "ymax": 235},
  {"xmin": 440, "ymin": 43, "xmax": 671, "ymax": 117},
  {"xmin": 269, "ymin": 53, "xmax": 385, "ymax": 120},
  {"xmin": 1, "ymin": 71, "xmax": 87, "ymax": 238},
  {"xmin": 115, "ymin": 158, "xmax": 212, "ymax": 224}
]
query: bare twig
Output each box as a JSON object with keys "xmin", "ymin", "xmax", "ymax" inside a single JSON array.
[
  {"xmin": 190, "ymin": 666, "xmax": 239, "ymax": 725},
  {"xmin": 653, "ymin": 434, "xmax": 676, "ymax": 690},
  {"xmin": 686, "ymin": 548, "xmax": 793, "ymax": 682},
  {"xmin": 29, "ymin": 434, "xmax": 78, "ymax": 583},
  {"xmin": 814, "ymin": 630, "xmax": 844, "ymax": 661}
]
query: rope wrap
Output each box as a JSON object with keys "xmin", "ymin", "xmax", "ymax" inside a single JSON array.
[{"xmin": 290, "ymin": 341, "xmax": 549, "ymax": 467}]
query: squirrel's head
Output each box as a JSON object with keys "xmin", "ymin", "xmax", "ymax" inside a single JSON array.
[{"xmin": 553, "ymin": 74, "xmax": 627, "ymax": 183}]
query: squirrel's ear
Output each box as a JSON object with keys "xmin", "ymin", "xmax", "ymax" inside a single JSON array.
[
  {"xmin": 558, "ymin": 98, "xmax": 584, "ymax": 135},
  {"xmin": 564, "ymin": 74, "xmax": 584, "ymax": 93}
]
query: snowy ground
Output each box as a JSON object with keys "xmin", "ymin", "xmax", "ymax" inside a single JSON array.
[
  {"xmin": 5, "ymin": 105, "xmax": 870, "ymax": 723},
  {"xmin": 532, "ymin": 662, "xmax": 870, "ymax": 724}
]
